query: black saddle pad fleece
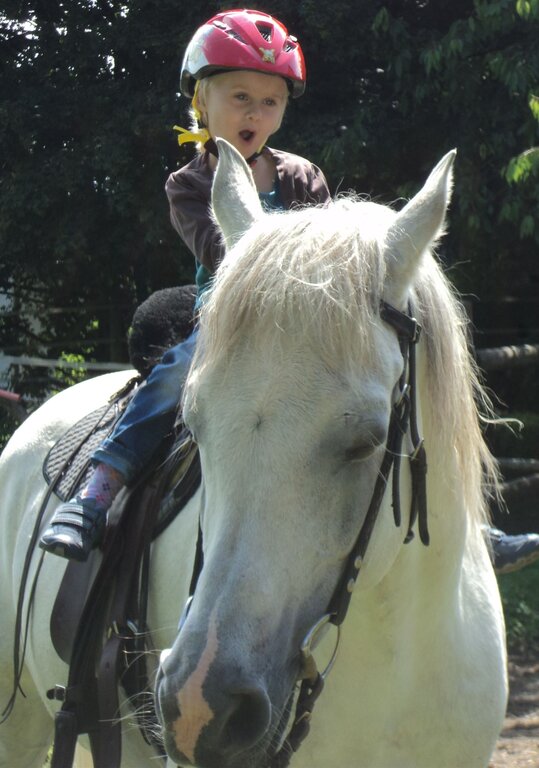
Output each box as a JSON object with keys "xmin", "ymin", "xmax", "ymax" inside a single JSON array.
[{"xmin": 43, "ymin": 380, "xmax": 138, "ymax": 502}]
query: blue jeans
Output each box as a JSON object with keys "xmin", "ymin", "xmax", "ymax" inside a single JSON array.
[{"xmin": 92, "ymin": 330, "xmax": 198, "ymax": 483}]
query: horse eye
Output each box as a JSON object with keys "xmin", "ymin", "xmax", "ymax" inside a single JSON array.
[
  {"xmin": 342, "ymin": 414, "xmax": 387, "ymax": 462},
  {"xmin": 343, "ymin": 442, "xmax": 379, "ymax": 462}
]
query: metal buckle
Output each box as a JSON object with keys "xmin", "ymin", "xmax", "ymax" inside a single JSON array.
[
  {"xmin": 46, "ymin": 684, "xmax": 67, "ymax": 702},
  {"xmin": 299, "ymin": 614, "xmax": 341, "ymax": 683},
  {"xmin": 380, "ymin": 300, "xmax": 422, "ymax": 344}
]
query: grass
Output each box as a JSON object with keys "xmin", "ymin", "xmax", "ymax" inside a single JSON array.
[{"xmin": 498, "ymin": 560, "xmax": 539, "ymax": 654}]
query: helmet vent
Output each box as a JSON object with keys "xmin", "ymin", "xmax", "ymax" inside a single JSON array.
[
  {"xmin": 256, "ymin": 23, "xmax": 273, "ymax": 42},
  {"xmin": 226, "ymin": 28, "xmax": 246, "ymax": 43},
  {"xmin": 284, "ymin": 40, "xmax": 297, "ymax": 52}
]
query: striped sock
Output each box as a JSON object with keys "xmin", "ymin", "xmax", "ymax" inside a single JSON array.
[{"xmin": 80, "ymin": 462, "xmax": 125, "ymax": 510}]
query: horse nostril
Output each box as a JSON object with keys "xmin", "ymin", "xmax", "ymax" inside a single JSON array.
[{"xmin": 218, "ymin": 687, "xmax": 271, "ymax": 755}]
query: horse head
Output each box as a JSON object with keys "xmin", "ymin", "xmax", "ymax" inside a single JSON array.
[{"xmin": 156, "ymin": 140, "xmax": 455, "ymax": 768}]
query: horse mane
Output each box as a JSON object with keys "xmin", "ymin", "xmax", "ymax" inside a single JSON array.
[{"xmin": 190, "ymin": 197, "xmax": 498, "ymax": 528}]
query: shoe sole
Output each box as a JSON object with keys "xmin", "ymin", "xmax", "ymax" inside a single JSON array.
[
  {"xmin": 495, "ymin": 550, "xmax": 539, "ymax": 575},
  {"xmin": 39, "ymin": 540, "xmax": 90, "ymax": 563}
]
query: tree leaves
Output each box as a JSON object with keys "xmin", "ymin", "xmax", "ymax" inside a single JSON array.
[{"xmin": 1, "ymin": 0, "xmax": 538, "ymax": 403}]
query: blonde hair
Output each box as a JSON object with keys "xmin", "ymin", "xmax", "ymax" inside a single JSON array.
[
  {"xmin": 183, "ymin": 78, "xmax": 212, "ymax": 153},
  {"xmin": 190, "ymin": 79, "xmax": 211, "ymax": 127}
]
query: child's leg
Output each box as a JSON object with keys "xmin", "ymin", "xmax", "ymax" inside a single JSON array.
[
  {"xmin": 80, "ymin": 462, "xmax": 125, "ymax": 507},
  {"xmin": 39, "ymin": 332, "xmax": 197, "ymax": 561},
  {"xmin": 92, "ymin": 331, "xmax": 197, "ymax": 481}
]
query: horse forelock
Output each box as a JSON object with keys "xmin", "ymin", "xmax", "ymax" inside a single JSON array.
[
  {"xmin": 198, "ymin": 199, "xmax": 391, "ymax": 368},
  {"xmin": 188, "ymin": 195, "xmax": 497, "ymax": 529}
]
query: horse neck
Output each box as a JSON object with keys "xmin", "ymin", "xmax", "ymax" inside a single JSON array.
[{"xmin": 342, "ymin": 443, "xmax": 470, "ymax": 670}]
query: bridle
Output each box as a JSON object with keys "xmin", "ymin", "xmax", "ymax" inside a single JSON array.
[
  {"xmin": 328, "ymin": 299, "xmax": 429, "ymax": 625},
  {"xmin": 178, "ymin": 299, "xmax": 429, "ymax": 768},
  {"xmin": 269, "ymin": 299, "xmax": 430, "ymax": 767}
]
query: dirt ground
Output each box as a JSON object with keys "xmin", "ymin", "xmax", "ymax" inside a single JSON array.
[{"xmin": 489, "ymin": 653, "xmax": 539, "ymax": 768}]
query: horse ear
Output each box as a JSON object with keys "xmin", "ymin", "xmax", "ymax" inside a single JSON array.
[
  {"xmin": 211, "ymin": 138, "xmax": 263, "ymax": 249},
  {"xmin": 385, "ymin": 149, "xmax": 456, "ymax": 305}
]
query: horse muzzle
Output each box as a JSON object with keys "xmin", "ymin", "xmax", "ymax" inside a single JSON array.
[
  {"xmin": 154, "ymin": 608, "xmax": 341, "ymax": 768},
  {"xmin": 155, "ymin": 654, "xmax": 277, "ymax": 768}
]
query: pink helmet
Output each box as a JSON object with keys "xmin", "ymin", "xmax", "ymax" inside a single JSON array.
[{"xmin": 180, "ymin": 9, "xmax": 306, "ymax": 99}]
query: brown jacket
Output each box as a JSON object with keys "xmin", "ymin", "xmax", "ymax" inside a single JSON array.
[{"xmin": 165, "ymin": 146, "xmax": 331, "ymax": 277}]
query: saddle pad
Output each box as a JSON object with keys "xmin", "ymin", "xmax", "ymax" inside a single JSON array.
[
  {"xmin": 50, "ymin": 429, "xmax": 201, "ymax": 664},
  {"xmin": 43, "ymin": 381, "xmax": 138, "ymax": 502}
]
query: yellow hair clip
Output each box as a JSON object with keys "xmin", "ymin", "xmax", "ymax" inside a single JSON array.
[{"xmin": 173, "ymin": 125, "xmax": 211, "ymax": 146}]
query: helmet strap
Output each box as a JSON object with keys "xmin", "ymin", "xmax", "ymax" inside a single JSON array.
[
  {"xmin": 202, "ymin": 138, "xmax": 263, "ymax": 167},
  {"xmin": 246, "ymin": 148, "xmax": 264, "ymax": 166}
]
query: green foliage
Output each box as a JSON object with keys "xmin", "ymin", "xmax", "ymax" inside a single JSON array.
[
  {"xmin": 0, "ymin": 0, "xmax": 204, "ymax": 399},
  {"xmin": 0, "ymin": 410, "xmax": 19, "ymax": 454},
  {"xmin": 515, "ymin": 0, "xmax": 539, "ymax": 18},
  {"xmin": 50, "ymin": 352, "xmax": 88, "ymax": 393},
  {"xmin": 304, "ymin": 0, "xmax": 539, "ymax": 297},
  {"xmin": 498, "ymin": 563, "xmax": 539, "ymax": 652},
  {"xmin": 505, "ymin": 94, "xmax": 539, "ymax": 183},
  {"xmin": 1, "ymin": 0, "xmax": 539, "ymax": 405}
]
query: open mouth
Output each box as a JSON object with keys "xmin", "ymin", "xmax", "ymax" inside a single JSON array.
[{"xmin": 239, "ymin": 130, "xmax": 255, "ymax": 143}]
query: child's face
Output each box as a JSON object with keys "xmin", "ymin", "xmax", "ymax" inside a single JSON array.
[{"xmin": 198, "ymin": 70, "xmax": 288, "ymax": 158}]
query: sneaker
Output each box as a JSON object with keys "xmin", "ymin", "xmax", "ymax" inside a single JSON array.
[
  {"xmin": 489, "ymin": 527, "xmax": 539, "ymax": 575},
  {"xmin": 39, "ymin": 496, "xmax": 106, "ymax": 562}
]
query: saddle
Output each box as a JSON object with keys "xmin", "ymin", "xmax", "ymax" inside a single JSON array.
[
  {"xmin": 33, "ymin": 286, "xmax": 201, "ymax": 768},
  {"xmin": 4, "ymin": 286, "xmax": 200, "ymax": 768},
  {"xmin": 42, "ymin": 387, "xmax": 201, "ymax": 768}
]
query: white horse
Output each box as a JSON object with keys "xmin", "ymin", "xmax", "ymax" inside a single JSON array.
[{"xmin": 0, "ymin": 140, "xmax": 507, "ymax": 768}]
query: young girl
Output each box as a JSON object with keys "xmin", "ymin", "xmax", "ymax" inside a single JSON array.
[{"xmin": 40, "ymin": 9, "xmax": 331, "ymax": 562}]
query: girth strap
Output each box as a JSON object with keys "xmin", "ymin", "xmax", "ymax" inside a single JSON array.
[
  {"xmin": 94, "ymin": 473, "xmax": 171, "ymax": 767},
  {"xmin": 48, "ymin": 445, "xmax": 175, "ymax": 768}
]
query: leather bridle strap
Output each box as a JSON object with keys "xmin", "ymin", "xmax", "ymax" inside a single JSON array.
[
  {"xmin": 327, "ymin": 387, "xmax": 413, "ymax": 626},
  {"xmin": 327, "ymin": 299, "xmax": 428, "ymax": 628},
  {"xmin": 404, "ymin": 331, "xmax": 429, "ymax": 546},
  {"xmin": 268, "ymin": 300, "xmax": 429, "ymax": 768}
]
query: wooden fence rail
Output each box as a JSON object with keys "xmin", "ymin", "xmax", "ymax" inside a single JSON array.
[{"xmin": 476, "ymin": 343, "xmax": 539, "ymax": 371}]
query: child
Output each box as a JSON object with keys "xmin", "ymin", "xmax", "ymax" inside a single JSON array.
[{"xmin": 40, "ymin": 9, "xmax": 331, "ymax": 562}]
